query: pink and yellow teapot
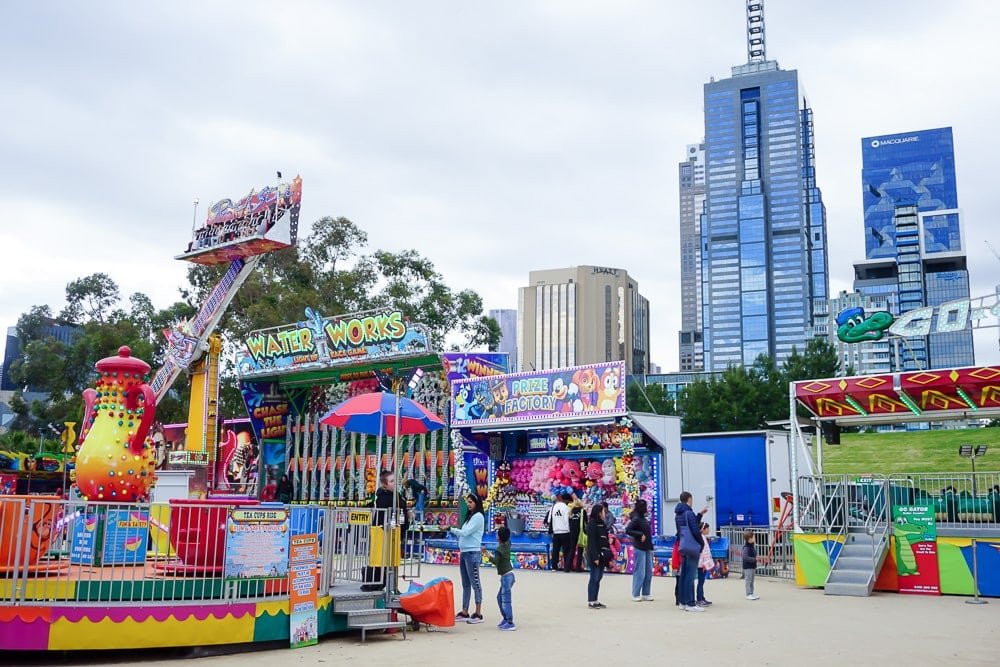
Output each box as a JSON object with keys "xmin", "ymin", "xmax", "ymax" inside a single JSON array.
[{"xmin": 75, "ymin": 346, "xmax": 157, "ymax": 502}]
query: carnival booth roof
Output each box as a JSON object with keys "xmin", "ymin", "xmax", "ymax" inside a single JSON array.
[{"xmin": 794, "ymin": 365, "xmax": 1000, "ymax": 425}]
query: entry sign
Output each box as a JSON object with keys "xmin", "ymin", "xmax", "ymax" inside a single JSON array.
[
  {"xmin": 289, "ymin": 533, "xmax": 319, "ymax": 649},
  {"xmin": 349, "ymin": 510, "xmax": 370, "ymax": 525}
]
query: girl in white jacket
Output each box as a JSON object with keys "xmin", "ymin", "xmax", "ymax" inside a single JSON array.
[{"xmin": 696, "ymin": 522, "xmax": 713, "ymax": 607}]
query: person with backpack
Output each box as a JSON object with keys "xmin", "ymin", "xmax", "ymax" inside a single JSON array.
[{"xmin": 545, "ymin": 493, "xmax": 572, "ymax": 571}]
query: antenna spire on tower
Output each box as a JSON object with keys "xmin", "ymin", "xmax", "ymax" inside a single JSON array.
[{"xmin": 747, "ymin": 0, "xmax": 766, "ymax": 63}]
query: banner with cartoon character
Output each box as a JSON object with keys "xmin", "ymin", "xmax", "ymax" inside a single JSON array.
[
  {"xmin": 441, "ymin": 352, "xmax": 509, "ymax": 383},
  {"xmin": 450, "ymin": 361, "xmax": 626, "ymax": 427},
  {"xmin": 892, "ymin": 504, "xmax": 940, "ymax": 595}
]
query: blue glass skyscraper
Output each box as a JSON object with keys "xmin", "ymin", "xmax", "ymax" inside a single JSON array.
[
  {"xmin": 854, "ymin": 127, "xmax": 974, "ymax": 370},
  {"xmin": 699, "ymin": 2, "xmax": 829, "ymax": 370}
]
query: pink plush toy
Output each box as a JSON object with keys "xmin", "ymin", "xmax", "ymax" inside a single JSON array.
[{"xmin": 563, "ymin": 460, "xmax": 583, "ymax": 489}]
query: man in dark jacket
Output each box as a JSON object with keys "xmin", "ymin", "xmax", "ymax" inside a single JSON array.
[
  {"xmin": 674, "ymin": 491, "xmax": 705, "ymax": 612},
  {"xmin": 362, "ymin": 470, "xmax": 409, "ymax": 592}
]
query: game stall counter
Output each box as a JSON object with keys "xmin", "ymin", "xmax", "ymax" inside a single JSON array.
[{"xmin": 428, "ymin": 361, "xmax": 697, "ymax": 576}]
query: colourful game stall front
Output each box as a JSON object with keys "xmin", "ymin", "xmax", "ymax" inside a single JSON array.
[{"xmin": 426, "ymin": 361, "xmax": 695, "ymax": 576}]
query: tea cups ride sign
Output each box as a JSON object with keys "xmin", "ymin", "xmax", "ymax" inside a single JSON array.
[{"xmin": 75, "ymin": 346, "xmax": 158, "ymax": 502}]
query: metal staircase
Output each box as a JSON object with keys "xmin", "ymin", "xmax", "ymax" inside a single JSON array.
[
  {"xmin": 333, "ymin": 590, "xmax": 408, "ymax": 642},
  {"xmin": 798, "ymin": 474, "xmax": 890, "ymax": 597},
  {"xmin": 824, "ymin": 526, "xmax": 889, "ymax": 597}
]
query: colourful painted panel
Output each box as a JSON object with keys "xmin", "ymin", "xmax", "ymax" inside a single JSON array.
[{"xmin": 792, "ymin": 534, "xmax": 842, "ymax": 587}]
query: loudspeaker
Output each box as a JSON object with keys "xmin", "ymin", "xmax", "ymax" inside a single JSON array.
[{"xmin": 822, "ymin": 422, "xmax": 841, "ymax": 445}]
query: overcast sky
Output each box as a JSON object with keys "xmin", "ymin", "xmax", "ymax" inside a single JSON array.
[{"xmin": 1, "ymin": 0, "xmax": 998, "ymax": 371}]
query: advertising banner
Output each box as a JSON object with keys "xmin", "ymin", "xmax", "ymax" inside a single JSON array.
[
  {"xmin": 224, "ymin": 508, "xmax": 290, "ymax": 581},
  {"xmin": 288, "ymin": 533, "xmax": 319, "ymax": 649},
  {"xmin": 441, "ymin": 352, "xmax": 509, "ymax": 383},
  {"xmin": 892, "ymin": 504, "xmax": 940, "ymax": 595},
  {"xmin": 451, "ymin": 361, "xmax": 627, "ymax": 427},
  {"xmin": 241, "ymin": 380, "xmax": 291, "ymax": 443},
  {"xmin": 238, "ymin": 308, "xmax": 430, "ymax": 377}
]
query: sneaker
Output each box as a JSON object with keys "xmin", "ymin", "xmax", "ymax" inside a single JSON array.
[
  {"xmin": 641, "ymin": 595, "xmax": 654, "ymax": 601},
  {"xmin": 455, "ymin": 611, "xmax": 470, "ymax": 621},
  {"xmin": 497, "ymin": 621, "xmax": 507, "ymax": 628},
  {"xmin": 468, "ymin": 613, "xmax": 484, "ymax": 624},
  {"xmin": 631, "ymin": 595, "xmax": 642, "ymax": 602},
  {"xmin": 696, "ymin": 600, "xmax": 710, "ymax": 607},
  {"xmin": 499, "ymin": 622, "xmax": 517, "ymax": 631},
  {"xmin": 746, "ymin": 594, "xmax": 760, "ymax": 601},
  {"xmin": 594, "ymin": 602, "xmax": 607, "ymax": 609},
  {"xmin": 683, "ymin": 605, "xmax": 705, "ymax": 612}
]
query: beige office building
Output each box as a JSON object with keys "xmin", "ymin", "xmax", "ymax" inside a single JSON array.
[{"xmin": 516, "ymin": 266, "xmax": 650, "ymax": 374}]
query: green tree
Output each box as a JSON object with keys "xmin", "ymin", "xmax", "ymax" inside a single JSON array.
[
  {"xmin": 626, "ymin": 380, "xmax": 676, "ymax": 415},
  {"xmin": 60, "ymin": 273, "xmax": 120, "ymax": 323},
  {"xmin": 782, "ymin": 337, "xmax": 841, "ymax": 383}
]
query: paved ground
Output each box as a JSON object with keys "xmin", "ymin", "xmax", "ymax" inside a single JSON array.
[{"xmin": 23, "ymin": 564, "xmax": 1000, "ymax": 666}]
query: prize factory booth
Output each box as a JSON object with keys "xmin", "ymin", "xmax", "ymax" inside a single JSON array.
[{"xmin": 424, "ymin": 361, "xmax": 731, "ymax": 577}]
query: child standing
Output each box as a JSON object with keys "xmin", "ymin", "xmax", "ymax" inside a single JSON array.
[
  {"xmin": 482, "ymin": 526, "xmax": 516, "ymax": 631},
  {"xmin": 696, "ymin": 522, "xmax": 713, "ymax": 607},
  {"xmin": 743, "ymin": 530, "xmax": 759, "ymax": 600}
]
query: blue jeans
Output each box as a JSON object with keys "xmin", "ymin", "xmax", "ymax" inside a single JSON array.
[
  {"xmin": 631, "ymin": 548, "xmax": 653, "ymax": 598},
  {"xmin": 697, "ymin": 568, "xmax": 707, "ymax": 602},
  {"xmin": 497, "ymin": 572, "xmax": 515, "ymax": 622},
  {"xmin": 588, "ymin": 561, "xmax": 604, "ymax": 603},
  {"xmin": 679, "ymin": 553, "xmax": 698, "ymax": 607},
  {"xmin": 459, "ymin": 551, "xmax": 483, "ymax": 610}
]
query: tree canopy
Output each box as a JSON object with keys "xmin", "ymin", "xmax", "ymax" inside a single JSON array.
[
  {"xmin": 5, "ymin": 215, "xmax": 499, "ymax": 436},
  {"xmin": 676, "ymin": 338, "xmax": 841, "ymax": 433}
]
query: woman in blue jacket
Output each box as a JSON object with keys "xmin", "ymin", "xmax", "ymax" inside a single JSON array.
[{"xmin": 451, "ymin": 493, "xmax": 486, "ymax": 623}]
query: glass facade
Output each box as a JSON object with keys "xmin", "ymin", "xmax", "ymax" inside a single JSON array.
[
  {"xmin": 861, "ymin": 128, "xmax": 959, "ymax": 260},
  {"xmin": 855, "ymin": 127, "xmax": 974, "ymax": 370},
  {"xmin": 701, "ymin": 64, "xmax": 829, "ymax": 371}
]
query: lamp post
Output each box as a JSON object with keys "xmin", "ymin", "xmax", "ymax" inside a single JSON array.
[{"xmin": 958, "ymin": 445, "xmax": 988, "ymax": 605}]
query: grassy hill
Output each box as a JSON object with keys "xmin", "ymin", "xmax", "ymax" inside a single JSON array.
[{"xmin": 815, "ymin": 427, "xmax": 1000, "ymax": 475}]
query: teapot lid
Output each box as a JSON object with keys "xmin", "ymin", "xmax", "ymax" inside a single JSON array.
[{"xmin": 94, "ymin": 346, "xmax": 151, "ymax": 376}]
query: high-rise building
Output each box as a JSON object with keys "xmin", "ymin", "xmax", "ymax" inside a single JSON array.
[
  {"xmin": 516, "ymin": 266, "xmax": 650, "ymax": 374},
  {"xmin": 678, "ymin": 142, "xmax": 706, "ymax": 372},
  {"xmin": 487, "ymin": 308, "xmax": 518, "ymax": 371},
  {"xmin": 699, "ymin": 1, "xmax": 829, "ymax": 371},
  {"xmin": 854, "ymin": 127, "xmax": 974, "ymax": 370}
]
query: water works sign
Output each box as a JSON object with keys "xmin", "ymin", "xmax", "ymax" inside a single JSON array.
[
  {"xmin": 237, "ymin": 308, "xmax": 430, "ymax": 377},
  {"xmin": 451, "ymin": 361, "xmax": 627, "ymax": 428}
]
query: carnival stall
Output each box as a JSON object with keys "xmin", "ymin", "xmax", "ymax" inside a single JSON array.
[{"xmin": 422, "ymin": 362, "xmax": 727, "ymax": 577}]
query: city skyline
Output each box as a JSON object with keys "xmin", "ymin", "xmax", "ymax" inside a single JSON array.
[{"xmin": 1, "ymin": 2, "xmax": 999, "ymax": 372}]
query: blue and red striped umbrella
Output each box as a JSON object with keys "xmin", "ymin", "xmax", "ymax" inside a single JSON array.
[{"xmin": 319, "ymin": 392, "xmax": 445, "ymax": 436}]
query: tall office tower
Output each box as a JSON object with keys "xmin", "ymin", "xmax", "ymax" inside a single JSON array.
[
  {"xmin": 487, "ymin": 308, "xmax": 518, "ymax": 371},
  {"xmin": 699, "ymin": 1, "xmax": 830, "ymax": 371},
  {"xmin": 854, "ymin": 127, "xmax": 974, "ymax": 370},
  {"xmin": 517, "ymin": 266, "xmax": 650, "ymax": 374},
  {"xmin": 678, "ymin": 143, "xmax": 706, "ymax": 372}
]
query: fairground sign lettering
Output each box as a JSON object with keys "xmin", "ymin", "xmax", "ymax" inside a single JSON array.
[
  {"xmin": 836, "ymin": 293, "xmax": 1000, "ymax": 345},
  {"xmin": 238, "ymin": 308, "xmax": 429, "ymax": 377}
]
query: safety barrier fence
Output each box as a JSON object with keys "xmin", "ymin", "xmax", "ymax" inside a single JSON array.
[
  {"xmin": 797, "ymin": 472, "xmax": 1000, "ymax": 533},
  {"xmin": 0, "ymin": 498, "xmax": 421, "ymax": 605},
  {"xmin": 720, "ymin": 525, "xmax": 795, "ymax": 580}
]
